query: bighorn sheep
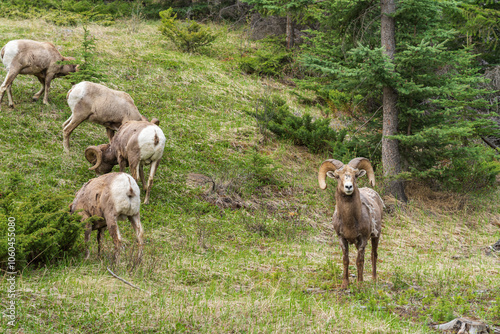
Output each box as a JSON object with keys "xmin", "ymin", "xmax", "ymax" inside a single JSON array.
[
  {"xmin": 63, "ymin": 81, "xmax": 149, "ymax": 153},
  {"xmin": 0, "ymin": 39, "xmax": 78, "ymax": 109},
  {"xmin": 70, "ymin": 172, "xmax": 144, "ymax": 262},
  {"xmin": 84, "ymin": 120, "xmax": 166, "ymax": 204},
  {"xmin": 318, "ymin": 157, "xmax": 384, "ymax": 288}
]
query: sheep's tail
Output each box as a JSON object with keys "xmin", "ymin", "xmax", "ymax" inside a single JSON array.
[{"xmin": 126, "ymin": 176, "xmax": 136, "ymax": 198}]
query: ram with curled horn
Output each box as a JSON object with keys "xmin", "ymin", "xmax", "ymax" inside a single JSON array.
[
  {"xmin": 85, "ymin": 119, "xmax": 166, "ymax": 205},
  {"xmin": 318, "ymin": 157, "xmax": 384, "ymax": 288}
]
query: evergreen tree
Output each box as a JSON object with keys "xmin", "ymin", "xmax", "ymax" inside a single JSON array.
[
  {"xmin": 240, "ymin": 0, "xmax": 312, "ymax": 48},
  {"xmin": 302, "ymin": 0, "xmax": 500, "ymax": 193}
]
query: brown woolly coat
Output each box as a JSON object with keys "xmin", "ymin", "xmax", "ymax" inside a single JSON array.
[
  {"xmin": 0, "ymin": 39, "xmax": 77, "ymax": 107},
  {"xmin": 63, "ymin": 81, "xmax": 149, "ymax": 153},
  {"xmin": 70, "ymin": 172, "xmax": 143, "ymax": 261}
]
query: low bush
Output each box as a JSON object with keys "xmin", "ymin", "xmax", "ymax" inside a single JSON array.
[
  {"xmin": 158, "ymin": 8, "xmax": 218, "ymax": 53},
  {"xmin": 253, "ymin": 96, "xmax": 349, "ymax": 155},
  {"xmin": 65, "ymin": 25, "xmax": 108, "ymax": 84},
  {"xmin": 0, "ymin": 183, "xmax": 84, "ymax": 269},
  {"xmin": 0, "ymin": 1, "xmax": 115, "ymax": 26},
  {"xmin": 239, "ymin": 47, "xmax": 293, "ymax": 78},
  {"xmin": 404, "ymin": 145, "xmax": 500, "ymax": 194}
]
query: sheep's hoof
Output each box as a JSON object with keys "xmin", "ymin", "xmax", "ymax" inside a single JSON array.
[
  {"xmin": 32, "ymin": 97, "xmax": 39, "ymax": 102},
  {"xmin": 8, "ymin": 104, "xmax": 14, "ymax": 109}
]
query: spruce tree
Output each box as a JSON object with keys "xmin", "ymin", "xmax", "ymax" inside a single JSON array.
[{"xmin": 302, "ymin": 0, "xmax": 499, "ymax": 193}]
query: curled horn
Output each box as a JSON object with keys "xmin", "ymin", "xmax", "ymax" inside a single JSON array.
[
  {"xmin": 348, "ymin": 157, "xmax": 375, "ymax": 187},
  {"xmin": 85, "ymin": 146, "xmax": 103, "ymax": 171},
  {"xmin": 318, "ymin": 159, "xmax": 344, "ymax": 190}
]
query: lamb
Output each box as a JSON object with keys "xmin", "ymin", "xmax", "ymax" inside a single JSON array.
[
  {"xmin": 0, "ymin": 39, "xmax": 78, "ymax": 109},
  {"xmin": 318, "ymin": 157, "xmax": 384, "ymax": 288},
  {"xmin": 84, "ymin": 120, "xmax": 166, "ymax": 205},
  {"xmin": 63, "ymin": 81, "xmax": 150, "ymax": 153},
  {"xmin": 70, "ymin": 172, "xmax": 144, "ymax": 262}
]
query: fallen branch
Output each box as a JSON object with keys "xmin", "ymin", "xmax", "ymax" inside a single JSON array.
[
  {"xmin": 106, "ymin": 267, "xmax": 150, "ymax": 295},
  {"xmin": 432, "ymin": 317, "xmax": 500, "ymax": 334},
  {"xmin": 481, "ymin": 136, "xmax": 500, "ymax": 154}
]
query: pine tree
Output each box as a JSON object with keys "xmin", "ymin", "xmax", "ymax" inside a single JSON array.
[{"xmin": 302, "ymin": 0, "xmax": 500, "ymax": 193}]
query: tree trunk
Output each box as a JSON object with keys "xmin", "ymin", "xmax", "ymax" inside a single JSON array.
[
  {"xmin": 380, "ymin": 0, "xmax": 407, "ymax": 202},
  {"xmin": 286, "ymin": 12, "xmax": 294, "ymax": 49}
]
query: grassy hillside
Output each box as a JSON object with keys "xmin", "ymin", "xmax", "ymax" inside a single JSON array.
[{"xmin": 0, "ymin": 17, "xmax": 499, "ymax": 333}]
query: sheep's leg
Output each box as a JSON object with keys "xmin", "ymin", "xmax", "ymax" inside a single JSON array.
[
  {"xmin": 144, "ymin": 160, "xmax": 159, "ymax": 205},
  {"xmin": 139, "ymin": 164, "xmax": 146, "ymax": 191},
  {"xmin": 96, "ymin": 227, "xmax": 105, "ymax": 259},
  {"xmin": 128, "ymin": 158, "xmax": 140, "ymax": 183},
  {"xmin": 32, "ymin": 75, "xmax": 45, "ymax": 102},
  {"xmin": 106, "ymin": 128, "xmax": 115, "ymax": 142},
  {"xmin": 41, "ymin": 73, "xmax": 54, "ymax": 105},
  {"xmin": 62, "ymin": 115, "xmax": 72, "ymax": 128},
  {"xmin": 118, "ymin": 155, "xmax": 128, "ymax": 173},
  {"xmin": 339, "ymin": 237, "xmax": 350, "ymax": 289},
  {"xmin": 371, "ymin": 237, "xmax": 379, "ymax": 282},
  {"xmin": 6, "ymin": 85, "xmax": 14, "ymax": 108},
  {"xmin": 81, "ymin": 214, "xmax": 92, "ymax": 260},
  {"xmin": 0, "ymin": 67, "xmax": 20, "ymax": 108},
  {"xmin": 128, "ymin": 214, "xmax": 144, "ymax": 262},
  {"xmin": 355, "ymin": 239, "xmax": 368, "ymax": 284},
  {"xmin": 105, "ymin": 215, "xmax": 122, "ymax": 263},
  {"xmin": 62, "ymin": 107, "xmax": 89, "ymax": 153}
]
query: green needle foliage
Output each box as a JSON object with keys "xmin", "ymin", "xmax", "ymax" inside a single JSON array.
[
  {"xmin": 254, "ymin": 96, "xmax": 350, "ymax": 155},
  {"xmin": 0, "ymin": 188, "xmax": 84, "ymax": 269},
  {"xmin": 158, "ymin": 8, "xmax": 217, "ymax": 53},
  {"xmin": 302, "ymin": 0, "xmax": 500, "ymax": 192},
  {"xmin": 66, "ymin": 25, "xmax": 108, "ymax": 84}
]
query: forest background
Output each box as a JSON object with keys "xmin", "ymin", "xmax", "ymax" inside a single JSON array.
[{"xmin": 0, "ymin": 0, "xmax": 499, "ymax": 333}]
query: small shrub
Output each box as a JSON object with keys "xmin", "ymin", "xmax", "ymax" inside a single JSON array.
[
  {"xmin": 406, "ymin": 145, "xmax": 500, "ymax": 193},
  {"xmin": 0, "ymin": 190, "xmax": 84, "ymax": 269},
  {"xmin": 44, "ymin": 10, "xmax": 80, "ymax": 26},
  {"xmin": 240, "ymin": 149, "xmax": 281, "ymax": 190},
  {"xmin": 239, "ymin": 48, "xmax": 293, "ymax": 78},
  {"xmin": 0, "ymin": 1, "xmax": 116, "ymax": 26},
  {"xmin": 65, "ymin": 25, "xmax": 108, "ymax": 84},
  {"xmin": 253, "ymin": 95, "xmax": 349, "ymax": 154},
  {"xmin": 158, "ymin": 8, "xmax": 217, "ymax": 53}
]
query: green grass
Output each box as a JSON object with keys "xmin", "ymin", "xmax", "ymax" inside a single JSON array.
[{"xmin": 1, "ymin": 17, "xmax": 500, "ymax": 333}]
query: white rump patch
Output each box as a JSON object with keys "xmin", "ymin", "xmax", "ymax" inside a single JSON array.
[
  {"xmin": 138, "ymin": 125, "xmax": 166, "ymax": 162},
  {"xmin": 2, "ymin": 40, "xmax": 19, "ymax": 71},
  {"xmin": 67, "ymin": 81, "xmax": 87, "ymax": 111},
  {"xmin": 110, "ymin": 173, "xmax": 141, "ymax": 217}
]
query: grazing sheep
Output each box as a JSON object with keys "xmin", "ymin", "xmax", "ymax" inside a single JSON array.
[
  {"xmin": 0, "ymin": 39, "xmax": 78, "ymax": 108},
  {"xmin": 84, "ymin": 120, "xmax": 166, "ymax": 204},
  {"xmin": 63, "ymin": 81, "xmax": 149, "ymax": 153},
  {"xmin": 70, "ymin": 172, "xmax": 144, "ymax": 262},
  {"xmin": 318, "ymin": 157, "xmax": 384, "ymax": 288}
]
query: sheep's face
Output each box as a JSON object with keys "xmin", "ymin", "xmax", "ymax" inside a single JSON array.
[
  {"xmin": 57, "ymin": 57, "xmax": 78, "ymax": 77},
  {"xmin": 327, "ymin": 166, "xmax": 366, "ymax": 196},
  {"xmin": 85, "ymin": 144, "xmax": 117, "ymax": 175}
]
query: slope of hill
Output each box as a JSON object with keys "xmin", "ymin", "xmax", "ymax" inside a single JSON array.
[{"xmin": 0, "ymin": 18, "xmax": 499, "ymax": 333}]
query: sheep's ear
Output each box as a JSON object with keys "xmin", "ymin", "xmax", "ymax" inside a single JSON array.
[
  {"xmin": 326, "ymin": 171, "xmax": 338, "ymax": 179},
  {"xmin": 357, "ymin": 169, "xmax": 367, "ymax": 178}
]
